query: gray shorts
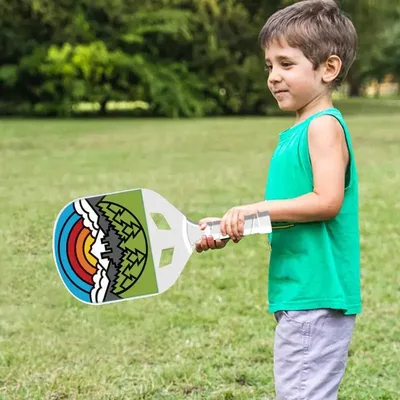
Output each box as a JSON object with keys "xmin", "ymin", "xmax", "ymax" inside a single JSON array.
[{"xmin": 274, "ymin": 309, "xmax": 356, "ymax": 400}]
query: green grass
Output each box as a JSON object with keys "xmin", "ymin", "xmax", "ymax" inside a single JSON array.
[{"xmin": 1, "ymin": 99, "xmax": 399, "ymax": 399}]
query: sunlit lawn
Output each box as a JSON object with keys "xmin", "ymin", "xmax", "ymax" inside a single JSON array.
[{"xmin": 0, "ymin": 99, "xmax": 399, "ymax": 399}]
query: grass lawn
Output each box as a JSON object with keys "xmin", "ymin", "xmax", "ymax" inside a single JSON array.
[{"xmin": 0, "ymin": 99, "xmax": 399, "ymax": 399}]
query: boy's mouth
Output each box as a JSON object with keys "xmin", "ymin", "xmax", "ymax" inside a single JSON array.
[{"xmin": 274, "ymin": 90, "xmax": 289, "ymax": 100}]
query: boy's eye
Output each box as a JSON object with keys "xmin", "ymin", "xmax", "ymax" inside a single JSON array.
[
  {"xmin": 281, "ymin": 62, "xmax": 292, "ymax": 68},
  {"xmin": 265, "ymin": 65, "xmax": 272, "ymax": 72}
]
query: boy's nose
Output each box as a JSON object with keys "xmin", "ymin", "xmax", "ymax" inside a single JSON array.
[{"xmin": 268, "ymin": 70, "xmax": 282, "ymax": 84}]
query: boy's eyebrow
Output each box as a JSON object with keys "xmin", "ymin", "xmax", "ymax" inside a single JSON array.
[{"xmin": 265, "ymin": 55, "xmax": 295, "ymax": 63}]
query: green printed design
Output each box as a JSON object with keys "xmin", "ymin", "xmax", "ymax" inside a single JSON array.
[{"xmin": 99, "ymin": 190, "xmax": 158, "ymax": 298}]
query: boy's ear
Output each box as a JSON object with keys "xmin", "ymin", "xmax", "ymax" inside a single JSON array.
[{"xmin": 322, "ymin": 55, "xmax": 342, "ymax": 84}]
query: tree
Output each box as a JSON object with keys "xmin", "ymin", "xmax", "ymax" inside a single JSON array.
[
  {"xmin": 367, "ymin": 6, "xmax": 400, "ymax": 96},
  {"xmin": 339, "ymin": 0, "xmax": 399, "ymax": 96},
  {"xmin": 0, "ymin": 0, "xmax": 207, "ymax": 116}
]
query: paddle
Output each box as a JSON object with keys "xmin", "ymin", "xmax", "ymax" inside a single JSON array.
[{"xmin": 53, "ymin": 188, "xmax": 272, "ymax": 305}]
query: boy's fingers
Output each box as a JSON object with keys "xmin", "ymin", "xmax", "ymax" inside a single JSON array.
[
  {"xmin": 201, "ymin": 237, "xmax": 209, "ymax": 251},
  {"xmin": 215, "ymin": 239, "xmax": 227, "ymax": 248},
  {"xmin": 196, "ymin": 237, "xmax": 229, "ymax": 252},
  {"xmin": 238, "ymin": 214, "xmax": 245, "ymax": 237},
  {"xmin": 220, "ymin": 213, "xmax": 230, "ymax": 237},
  {"xmin": 219, "ymin": 219, "xmax": 225, "ymax": 236},
  {"xmin": 195, "ymin": 239, "xmax": 204, "ymax": 252},
  {"xmin": 207, "ymin": 236, "xmax": 216, "ymax": 249},
  {"xmin": 226, "ymin": 213, "xmax": 237, "ymax": 240},
  {"xmin": 223, "ymin": 215, "xmax": 232, "ymax": 238},
  {"xmin": 231, "ymin": 215, "xmax": 239, "ymax": 241}
]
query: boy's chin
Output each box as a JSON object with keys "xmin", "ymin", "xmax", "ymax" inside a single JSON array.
[{"xmin": 277, "ymin": 102, "xmax": 296, "ymax": 111}]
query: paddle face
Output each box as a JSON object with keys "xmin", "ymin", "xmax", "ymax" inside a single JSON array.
[{"xmin": 53, "ymin": 188, "xmax": 193, "ymax": 305}]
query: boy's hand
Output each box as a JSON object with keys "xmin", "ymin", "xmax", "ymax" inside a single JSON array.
[
  {"xmin": 195, "ymin": 217, "xmax": 230, "ymax": 253},
  {"xmin": 220, "ymin": 204, "xmax": 259, "ymax": 242}
]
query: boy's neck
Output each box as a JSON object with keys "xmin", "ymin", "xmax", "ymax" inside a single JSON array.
[{"xmin": 294, "ymin": 93, "xmax": 334, "ymax": 124}]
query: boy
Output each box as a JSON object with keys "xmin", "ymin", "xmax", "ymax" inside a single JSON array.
[{"xmin": 196, "ymin": 0, "xmax": 361, "ymax": 399}]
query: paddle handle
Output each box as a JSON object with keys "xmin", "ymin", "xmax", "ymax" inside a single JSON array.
[{"xmin": 203, "ymin": 211, "xmax": 272, "ymax": 240}]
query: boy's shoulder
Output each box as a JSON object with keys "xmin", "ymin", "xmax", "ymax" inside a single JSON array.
[
  {"xmin": 308, "ymin": 112, "xmax": 345, "ymax": 135},
  {"xmin": 306, "ymin": 107, "xmax": 349, "ymax": 133}
]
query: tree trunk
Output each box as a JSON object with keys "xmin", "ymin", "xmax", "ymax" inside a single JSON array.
[
  {"xmin": 348, "ymin": 79, "xmax": 361, "ymax": 97},
  {"xmin": 100, "ymin": 100, "xmax": 107, "ymax": 115},
  {"xmin": 374, "ymin": 82, "xmax": 381, "ymax": 98},
  {"xmin": 346, "ymin": 62, "xmax": 362, "ymax": 97}
]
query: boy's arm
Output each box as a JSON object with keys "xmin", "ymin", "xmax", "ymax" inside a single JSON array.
[
  {"xmin": 220, "ymin": 116, "xmax": 350, "ymax": 242},
  {"xmin": 254, "ymin": 115, "xmax": 349, "ymax": 222}
]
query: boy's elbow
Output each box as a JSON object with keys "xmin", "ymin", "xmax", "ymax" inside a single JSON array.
[{"xmin": 320, "ymin": 198, "xmax": 343, "ymax": 220}]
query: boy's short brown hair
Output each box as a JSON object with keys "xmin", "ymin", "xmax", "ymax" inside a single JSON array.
[{"xmin": 258, "ymin": 0, "xmax": 357, "ymax": 88}]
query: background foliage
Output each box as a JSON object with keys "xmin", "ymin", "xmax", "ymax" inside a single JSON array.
[{"xmin": 0, "ymin": 0, "xmax": 399, "ymax": 117}]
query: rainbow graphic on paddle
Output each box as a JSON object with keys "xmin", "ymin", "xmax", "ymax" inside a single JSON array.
[
  {"xmin": 65, "ymin": 212, "xmax": 98, "ymax": 286},
  {"xmin": 53, "ymin": 191, "xmax": 158, "ymax": 304}
]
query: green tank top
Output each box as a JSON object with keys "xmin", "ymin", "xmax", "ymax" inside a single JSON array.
[{"xmin": 265, "ymin": 108, "xmax": 361, "ymax": 315}]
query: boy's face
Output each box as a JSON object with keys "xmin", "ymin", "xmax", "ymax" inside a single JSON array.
[{"xmin": 264, "ymin": 38, "xmax": 326, "ymax": 112}]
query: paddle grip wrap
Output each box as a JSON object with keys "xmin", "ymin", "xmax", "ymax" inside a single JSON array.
[{"xmin": 204, "ymin": 211, "xmax": 272, "ymax": 240}]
